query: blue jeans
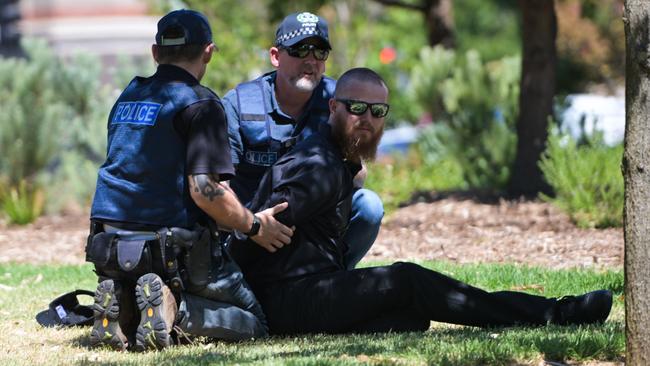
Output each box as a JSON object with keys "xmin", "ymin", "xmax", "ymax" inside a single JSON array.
[
  {"xmin": 343, "ymin": 188, "xmax": 384, "ymax": 269},
  {"xmin": 177, "ymin": 242, "xmax": 268, "ymax": 340},
  {"xmin": 178, "ymin": 292, "xmax": 267, "ymax": 340}
]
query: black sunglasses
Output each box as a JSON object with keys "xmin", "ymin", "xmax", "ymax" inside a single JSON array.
[
  {"xmin": 336, "ymin": 99, "xmax": 390, "ymax": 118},
  {"xmin": 280, "ymin": 44, "xmax": 329, "ymax": 61}
]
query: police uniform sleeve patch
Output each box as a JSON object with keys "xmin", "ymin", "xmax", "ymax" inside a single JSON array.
[{"xmin": 112, "ymin": 102, "xmax": 162, "ymax": 126}]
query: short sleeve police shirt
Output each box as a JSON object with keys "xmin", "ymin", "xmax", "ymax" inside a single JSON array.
[{"xmin": 174, "ymin": 100, "xmax": 234, "ymax": 181}]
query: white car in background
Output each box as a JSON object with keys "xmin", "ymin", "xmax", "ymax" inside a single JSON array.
[
  {"xmin": 377, "ymin": 125, "xmax": 419, "ymax": 157},
  {"xmin": 377, "ymin": 93, "xmax": 625, "ymax": 157},
  {"xmin": 560, "ymin": 94, "xmax": 625, "ymax": 146}
]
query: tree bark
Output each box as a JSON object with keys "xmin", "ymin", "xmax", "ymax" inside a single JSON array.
[
  {"xmin": 423, "ymin": 0, "xmax": 455, "ymax": 48},
  {"xmin": 507, "ymin": 0, "xmax": 556, "ymax": 197},
  {"xmin": 623, "ymin": 1, "xmax": 650, "ymax": 364}
]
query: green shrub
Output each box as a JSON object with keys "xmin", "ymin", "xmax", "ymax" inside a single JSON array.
[
  {"xmin": 539, "ymin": 130, "xmax": 623, "ymax": 228},
  {"xmin": 366, "ymin": 150, "xmax": 465, "ymax": 213},
  {"xmin": 410, "ymin": 46, "xmax": 520, "ymax": 190},
  {"xmin": 0, "ymin": 41, "xmax": 70, "ymax": 222},
  {"xmin": 39, "ymin": 53, "xmax": 118, "ymax": 213},
  {"xmin": 0, "ymin": 39, "xmax": 129, "ymax": 222},
  {"xmin": 0, "ymin": 44, "xmax": 68, "ymax": 186},
  {"xmin": 0, "ymin": 180, "xmax": 44, "ymax": 225},
  {"xmin": 454, "ymin": 0, "xmax": 521, "ymax": 62}
]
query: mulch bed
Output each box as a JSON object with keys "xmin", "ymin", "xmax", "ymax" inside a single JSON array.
[{"xmin": 0, "ymin": 197, "xmax": 623, "ymax": 270}]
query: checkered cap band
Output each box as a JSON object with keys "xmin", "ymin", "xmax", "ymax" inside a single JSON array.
[{"xmin": 276, "ymin": 27, "xmax": 326, "ymax": 45}]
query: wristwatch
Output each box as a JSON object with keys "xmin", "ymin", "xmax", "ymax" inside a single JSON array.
[{"xmin": 245, "ymin": 215, "xmax": 261, "ymax": 237}]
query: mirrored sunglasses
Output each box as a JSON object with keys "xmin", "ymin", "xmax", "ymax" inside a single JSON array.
[
  {"xmin": 336, "ymin": 98, "xmax": 390, "ymax": 118},
  {"xmin": 281, "ymin": 44, "xmax": 329, "ymax": 61}
]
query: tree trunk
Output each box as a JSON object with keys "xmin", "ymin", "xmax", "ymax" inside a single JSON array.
[
  {"xmin": 423, "ymin": 0, "xmax": 455, "ymax": 48},
  {"xmin": 623, "ymin": 1, "xmax": 650, "ymax": 364},
  {"xmin": 507, "ymin": 0, "xmax": 556, "ymax": 197}
]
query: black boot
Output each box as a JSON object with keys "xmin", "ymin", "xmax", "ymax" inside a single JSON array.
[{"xmin": 552, "ymin": 290, "xmax": 613, "ymax": 325}]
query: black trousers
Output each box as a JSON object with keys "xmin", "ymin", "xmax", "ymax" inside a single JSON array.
[{"xmin": 256, "ymin": 262, "xmax": 559, "ymax": 335}]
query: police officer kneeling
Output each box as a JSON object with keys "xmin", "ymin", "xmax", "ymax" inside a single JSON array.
[{"xmin": 86, "ymin": 9, "xmax": 294, "ymax": 351}]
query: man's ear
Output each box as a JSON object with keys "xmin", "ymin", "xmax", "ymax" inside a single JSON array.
[
  {"xmin": 203, "ymin": 43, "xmax": 215, "ymax": 64},
  {"xmin": 329, "ymin": 98, "xmax": 337, "ymax": 114},
  {"xmin": 151, "ymin": 44, "xmax": 159, "ymax": 63},
  {"xmin": 270, "ymin": 47, "xmax": 281, "ymax": 68}
]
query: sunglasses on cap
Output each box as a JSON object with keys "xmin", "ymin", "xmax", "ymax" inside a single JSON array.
[
  {"xmin": 280, "ymin": 44, "xmax": 330, "ymax": 61},
  {"xmin": 336, "ymin": 99, "xmax": 390, "ymax": 118}
]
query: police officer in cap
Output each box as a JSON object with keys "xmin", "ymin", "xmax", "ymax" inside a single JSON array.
[
  {"xmin": 88, "ymin": 9, "xmax": 293, "ymax": 351},
  {"xmin": 222, "ymin": 12, "xmax": 384, "ymax": 269}
]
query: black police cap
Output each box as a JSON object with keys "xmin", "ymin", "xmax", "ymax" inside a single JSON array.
[
  {"xmin": 155, "ymin": 9, "xmax": 213, "ymax": 46},
  {"xmin": 274, "ymin": 12, "xmax": 331, "ymax": 50}
]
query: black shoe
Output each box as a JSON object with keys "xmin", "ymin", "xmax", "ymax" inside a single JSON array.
[
  {"xmin": 134, "ymin": 273, "xmax": 178, "ymax": 351},
  {"xmin": 552, "ymin": 290, "xmax": 613, "ymax": 325},
  {"xmin": 89, "ymin": 279, "xmax": 128, "ymax": 350}
]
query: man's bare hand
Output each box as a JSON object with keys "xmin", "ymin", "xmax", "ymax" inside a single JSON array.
[
  {"xmin": 353, "ymin": 163, "xmax": 368, "ymax": 189},
  {"xmin": 251, "ymin": 202, "xmax": 295, "ymax": 252}
]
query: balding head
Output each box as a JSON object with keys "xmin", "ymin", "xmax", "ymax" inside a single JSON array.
[{"xmin": 334, "ymin": 68, "xmax": 388, "ymax": 98}]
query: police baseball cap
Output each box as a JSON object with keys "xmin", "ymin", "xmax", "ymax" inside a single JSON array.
[
  {"xmin": 36, "ymin": 290, "xmax": 94, "ymax": 328},
  {"xmin": 274, "ymin": 12, "xmax": 331, "ymax": 50},
  {"xmin": 155, "ymin": 9, "xmax": 213, "ymax": 46}
]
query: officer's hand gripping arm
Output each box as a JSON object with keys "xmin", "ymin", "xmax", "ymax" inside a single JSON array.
[
  {"xmin": 188, "ymin": 174, "xmax": 293, "ymax": 253},
  {"xmin": 251, "ymin": 202, "xmax": 295, "ymax": 253}
]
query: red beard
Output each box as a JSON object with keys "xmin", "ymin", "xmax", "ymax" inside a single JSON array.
[{"xmin": 331, "ymin": 115, "xmax": 384, "ymax": 162}]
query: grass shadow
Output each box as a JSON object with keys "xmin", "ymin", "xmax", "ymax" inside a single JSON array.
[
  {"xmin": 67, "ymin": 321, "xmax": 624, "ymax": 366},
  {"xmin": 70, "ymin": 332, "xmax": 95, "ymax": 350}
]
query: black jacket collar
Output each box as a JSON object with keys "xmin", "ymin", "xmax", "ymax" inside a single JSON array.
[{"xmin": 153, "ymin": 64, "xmax": 199, "ymax": 85}]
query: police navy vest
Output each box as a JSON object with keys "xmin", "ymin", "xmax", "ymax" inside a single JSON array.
[
  {"xmin": 230, "ymin": 73, "xmax": 336, "ymax": 206},
  {"xmin": 91, "ymin": 68, "xmax": 220, "ymax": 228}
]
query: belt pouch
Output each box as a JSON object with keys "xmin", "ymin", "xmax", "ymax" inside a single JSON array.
[
  {"xmin": 85, "ymin": 232, "xmax": 116, "ymax": 267},
  {"xmin": 116, "ymin": 239, "xmax": 147, "ymax": 272}
]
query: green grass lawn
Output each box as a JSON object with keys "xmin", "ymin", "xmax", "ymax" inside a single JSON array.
[{"xmin": 0, "ymin": 262, "xmax": 623, "ymax": 366}]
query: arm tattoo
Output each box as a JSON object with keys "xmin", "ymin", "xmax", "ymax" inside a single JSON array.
[{"xmin": 192, "ymin": 174, "xmax": 225, "ymax": 201}]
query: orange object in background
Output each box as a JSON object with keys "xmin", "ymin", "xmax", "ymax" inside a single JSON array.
[{"xmin": 379, "ymin": 46, "xmax": 396, "ymax": 64}]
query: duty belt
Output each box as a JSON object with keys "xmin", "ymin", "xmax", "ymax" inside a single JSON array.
[{"xmin": 101, "ymin": 224, "xmax": 201, "ymax": 292}]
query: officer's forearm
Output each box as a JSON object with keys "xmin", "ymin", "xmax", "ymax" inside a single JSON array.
[{"xmin": 188, "ymin": 174, "xmax": 253, "ymax": 232}]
